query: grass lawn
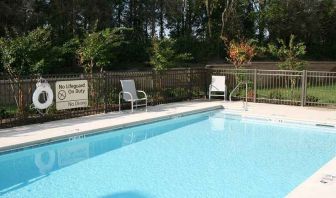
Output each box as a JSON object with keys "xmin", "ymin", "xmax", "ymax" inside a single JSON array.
[{"xmin": 255, "ymin": 85, "xmax": 336, "ymax": 104}]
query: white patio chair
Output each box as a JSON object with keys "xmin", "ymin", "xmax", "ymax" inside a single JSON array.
[
  {"xmin": 209, "ymin": 76, "xmax": 226, "ymax": 100},
  {"xmin": 119, "ymin": 80, "xmax": 148, "ymax": 112}
]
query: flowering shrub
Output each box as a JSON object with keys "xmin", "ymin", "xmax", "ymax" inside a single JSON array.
[{"xmin": 227, "ymin": 40, "xmax": 256, "ymax": 69}]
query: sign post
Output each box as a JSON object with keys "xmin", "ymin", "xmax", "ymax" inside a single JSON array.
[{"xmin": 55, "ymin": 80, "xmax": 88, "ymax": 110}]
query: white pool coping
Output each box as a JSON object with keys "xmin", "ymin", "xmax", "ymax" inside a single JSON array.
[
  {"xmin": 0, "ymin": 101, "xmax": 224, "ymax": 152},
  {"xmin": 0, "ymin": 101, "xmax": 336, "ymax": 197}
]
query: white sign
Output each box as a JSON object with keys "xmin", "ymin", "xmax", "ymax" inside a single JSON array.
[{"xmin": 56, "ymin": 80, "xmax": 88, "ymax": 110}]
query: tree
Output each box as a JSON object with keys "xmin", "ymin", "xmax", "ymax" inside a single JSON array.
[
  {"xmin": 220, "ymin": 0, "xmax": 255, "ymax": 42},
  {"xmin": 77, "ymin": 27, "xmax": 130, "ymax": 100},
  {"xmin": 268, "ymin": 34, "xmax": 306, "ymax": 70},
  {"xmin": 227, "ymin": 39, "xmax": 256, "ymax": 82},
  {"xmin": 150, "ymin": 38, "xmax": 193, "ymax": 71},
  {"xmin": 263, "ymin": 0, "xmax": 336, "ymax": 59},
  {"xmin": 1, "ymin": 0, "xmax": 336, "ymax": 73},
  {"xmin": 204, "ymin": 0, "xmax": 214, "ymax": 38},
  {"xmin": 0, "ymin": 27, "xmax": 52, "ymax": 114},
  {"xmin": 268, "ymin": 34, "xmax": 307, "ymax": 97},
  {"xmin": 78, "ymin": 28, "xmax": 129, "ymax": 74}
]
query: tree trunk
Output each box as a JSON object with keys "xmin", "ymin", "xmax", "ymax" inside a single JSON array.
[
  {"xmin": 159, "ymin": 0, "xmax": 164, "ymax": 38},
  {"xmin": 205, "ymin": 0, "xmax": 212, "ymax": 39},
  {"xmin": 18, "ymin": 82, "xmax": 25, "ymax": 115},
  {"xmin": 150, "ymin": 1, "xmax": 156, "ymax": 38},
  {"xmin": 220, "ymin": 0, "xmax": 234, "ymax": 43},
  {"xmin": 89, "ymin": 59, "xmax": 96, "ymax": 104}
]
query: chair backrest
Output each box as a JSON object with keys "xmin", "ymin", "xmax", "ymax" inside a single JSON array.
[
  {"xmin": 120, "ymin": 80, "xmax": 138, "ymax": 101},
  {"xmin": 210, "ymin": 76, "xmax": 226, "ymax": 91}
]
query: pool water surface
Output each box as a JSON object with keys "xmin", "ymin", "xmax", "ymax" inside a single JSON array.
[{"xmin": 1, "ymin": 110, "xmax": 336, "ymax": 198}]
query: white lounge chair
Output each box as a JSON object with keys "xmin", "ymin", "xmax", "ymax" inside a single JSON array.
[
  {"xmin": 209, "ymin": 76, "xmax": 226, "ymax": 100},
  {"xmin": 119, "ymin": 80, "xmax": 148, "ymax": 112}
]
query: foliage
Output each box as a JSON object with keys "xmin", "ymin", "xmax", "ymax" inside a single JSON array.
[
  {"xmin": 269, "ymin": 90, "xmax": 284, "ymax": 100},
  {"xmin": 78, "ymin": 28, "xmax": 129, "ymax": 74},
  {"xmin": 0, "ymin": 27, "xmax": 52, "ymax": 78},
  {"xmin": 104, "ymin": 29, "xmax": 149, "ymax": 70},
  {"xmin": 306, "ymin": 95, "xmax": 319, "ymax": 103},
  {"xmin": 264, "ymin": 0, "xmax": 336, "ymax": 59},
  {"xmin": 227, "ymin": 39, "xmax": 256, "ymax": 69},
  {"xmin": 0, "ymin": 0, "xmax": 336, "ymax": 73},
  {"xmin": 150, "ymin": 38, "xmax": 193, "ymax": 71},
  {"xmin": 268, "ymin": 34, "xmax": 306, "ymax": 70},
  {"xmin": 47, "ymin": 39, "xmax": 80, "ymax": 73},
  {"xmin": 163, "ymin": 88, "xmax": 189, "ymax": 100},
  {"xmin": 0, "ymin": 27, "xmax": 67, "ymax": 114},
  {"xmin": 0, "ymin": 108, "xmax": 11, "ymax": 119},
  {"xmin": 257, "ymin": 85, "xmax": 336, "ymax": 104},
  {"xmin": 227, "ymin": 39, "xmax": 256, "ymax": 86},
  {"xmin": 220, "ymin": 0, "xmax": 256, "ymax": 42}
]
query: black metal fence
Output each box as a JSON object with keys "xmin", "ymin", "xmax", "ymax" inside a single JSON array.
[
  {"xmin": 0, "ymin": 68, "xmax": 335, "ymax": 128},
  {"xmin": 0, "ymin": 68, "xmax": 207, "ymax": 128}
]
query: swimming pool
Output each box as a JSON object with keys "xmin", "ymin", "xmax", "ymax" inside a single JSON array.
[{"xmin": 1, "ymin": 110, "xmax": 336, "ymax": 198}]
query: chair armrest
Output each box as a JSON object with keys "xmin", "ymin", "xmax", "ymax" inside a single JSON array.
[
  {"xmin": 137, "ymin": 90, "xmax": 147, "ymax": 99},
  {"xmin": 119, "ymin": 91, "xmax": 133, "ymax": 101}
]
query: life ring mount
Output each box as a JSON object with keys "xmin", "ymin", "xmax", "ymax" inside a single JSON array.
[{"xmin": 32, "ymin": 79, "xmax": 53, "ymax": 110}]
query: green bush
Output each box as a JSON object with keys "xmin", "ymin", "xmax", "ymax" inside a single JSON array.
[
  {"xmin": 306, "ymin": 95, "xmax": 319, "ymax": 103},
  {"xmin": 47, "ymin": 39, "xmax": 80, "ymax": 73},
  {"xmin": 0, "ymin": 27, "xmax": 53, "ymax": 76},
  {"xmin": 162, "ymin": 88, "xmax": 189, "ymax": 100},
  {"xmin": 268, "ymin": 34, "xmax": 307, "ymax": 70},
  {"xmin": 0, "ymin": 108, "xmax": 11, "ymax": 119},
  {"xmin": 78, "ymin": 28, "xmax": 134, "ymax": 73},
  {"xmin": 150, "ymin": 38, "xmax": 193, "ymax": 71},
  {"xmin": 269, "ymin": 90, "xmax": 284, "ymax": 100}
]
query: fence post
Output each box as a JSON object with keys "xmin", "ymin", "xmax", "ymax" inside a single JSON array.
[
  {"xmin": 301, "ymin": 70, "xmax": 307, "ymax": 107},
  {"xmin": 103, "ymin": 72, "xmax": 108, "ymax": 113},
  {"xmin": 188, "ymin": 68, "xmax": 192, "ymax": 100},
  {"xmin": 152, "ymin": 70, "xmax": 157, "ymax": 105},
  {"xmin": 204, "ymin": 68, "xmax": 208, "ymax": 99},
  {"xmin": 253, "ymin": 69, "xmax": 257, "ymax": 103}
]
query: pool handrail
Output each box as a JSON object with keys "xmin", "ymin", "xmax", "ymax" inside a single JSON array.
[{"xmin": 229, "ymin": 81, "xmax": 248, "ymax": 111}]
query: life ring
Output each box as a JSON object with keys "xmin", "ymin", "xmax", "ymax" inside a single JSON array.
[
  {"xmin": 32, "ymin": 83, "xmax": 54, "ymax": 109},
  {"xmin": 34, "ymin": 150, "xmax": 56, "ymax": 174}
]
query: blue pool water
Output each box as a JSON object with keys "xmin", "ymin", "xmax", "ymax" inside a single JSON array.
[{"xmin": 1, "ymin": 110, "xmax": 336, "ymax": 198}]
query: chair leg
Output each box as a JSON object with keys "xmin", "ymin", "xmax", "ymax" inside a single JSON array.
[
  {"xmin": 145, "ymin": 99, "xmax": 147, "ymax": 112},
  {"xmin": 119, "ymin": 94, "xmax": 121, "ymax": 112},
  {"xmin": 131, "ymin": 101, "xmax": 134, "ymax": 113}
]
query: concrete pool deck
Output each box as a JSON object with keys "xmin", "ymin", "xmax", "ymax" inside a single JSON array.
[{"xmin": 0, "ymin": 101, "xmax": 336, "ymax": 197}]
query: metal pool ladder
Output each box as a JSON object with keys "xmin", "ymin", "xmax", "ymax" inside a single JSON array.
[{"xmin": 229, "ymin": 81, "xmax": 248, "ymax": 111}]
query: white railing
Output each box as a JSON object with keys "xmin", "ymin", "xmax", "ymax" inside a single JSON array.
[
  {"xmin": 229, "ymin": 81, "xmax": 248, "ymax": 111},
  {"xmin": 211, "ymin": 68, "xmax": 336, "ymax": 108}
]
